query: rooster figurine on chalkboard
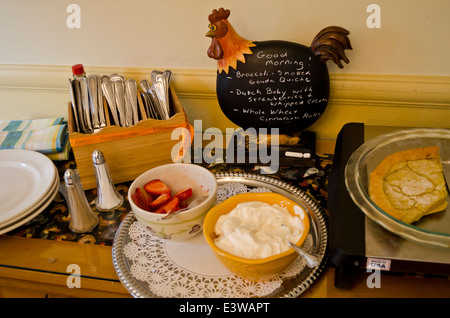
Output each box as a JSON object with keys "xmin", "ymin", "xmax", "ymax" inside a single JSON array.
[{"xmin": 206, "ymin": 8, "xmax": 352, "ymax": 132}]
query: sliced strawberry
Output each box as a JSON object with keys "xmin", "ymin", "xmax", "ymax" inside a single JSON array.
[
  {"xmin": 179, "ymin": 200, "xmax": 187, "ymax": 209},
  {"xmin": 137, "ymin": 187, "xmax": 153, "ymax": 205},
  {"xmin": 154, "ymin": 196, "xmax": 180, "ymax": 214},
  {"xmin": 131, "ymin": 192, "xmax": 150, "ymax": 211},
  {"xmin": 149, "ymin": 192, "xmax": 172, "ymax": 211},
  {"xmin": 144, "ymin": 179, "xmax": 171, "ymax": 195},
  {"xmin": 174, "ymin": 188, "xmax": 193, "ymax": 201}
]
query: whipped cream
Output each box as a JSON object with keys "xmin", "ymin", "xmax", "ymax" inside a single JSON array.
[{"xmin": 214, "ymin": 201, "xmax": 304, "ymax": 259}]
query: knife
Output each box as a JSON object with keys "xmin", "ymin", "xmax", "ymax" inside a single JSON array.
[
  {"xmin": 140, "ymin": 91, "xmax": 154, "ymax": 119},
  {"xmin": 146, "ymin": 91, "xmax": 159, "ymax": 119},
  {"xmin": 148, "ymin": 88, "xmax": 163, "ymax": 120},
  {"xmin": 73, "ymin": 78, "xmax": 87, "ymax": 133},
  {"xmin": 78, "ymin": 77, "xmax": 94, "ymax": 134},
  {"xmin": 68, "ymin": 78, "xmax": 80, "ymax": 132}
]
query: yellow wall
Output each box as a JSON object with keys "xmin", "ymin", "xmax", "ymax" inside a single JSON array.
[{"xmin": 0, "ymin": 0, "xmax": 449, "ymax": 140}]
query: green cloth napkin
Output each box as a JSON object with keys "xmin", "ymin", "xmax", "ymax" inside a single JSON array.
[{"xmin": 0, "ymin": 118, "xmax": 70, "ymax": 160}]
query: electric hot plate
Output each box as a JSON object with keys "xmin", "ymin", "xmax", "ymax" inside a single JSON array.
[{"xmin": 328, "ymin": 123, "xmax": 450, "ymax": 289}]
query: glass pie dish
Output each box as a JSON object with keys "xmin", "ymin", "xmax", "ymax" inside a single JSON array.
[{"xmin": 345, "ymin": 128, "xmax": 450, "ymax": 248}]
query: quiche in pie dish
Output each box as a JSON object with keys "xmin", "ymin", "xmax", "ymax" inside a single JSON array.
[{"xmin": 369, "ymin": 146, "xmax": 448, "ymax": 224}]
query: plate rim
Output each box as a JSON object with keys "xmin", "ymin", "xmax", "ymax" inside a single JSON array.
[
  {"xmin": 0, "ymin": 177, "xmax": 60, "ymax": 235},
  {"xmin": 0, "ymin": 165, "xmax": 58, "ymax": 228},
  {"xmin": 0, "ymin": 149, "xmax": 56, "ymax": 223}
]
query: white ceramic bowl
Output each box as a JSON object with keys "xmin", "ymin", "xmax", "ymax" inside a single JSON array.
[{"xmin": 128, "ymin": 163, "xmax": 217, "ymax": 242}]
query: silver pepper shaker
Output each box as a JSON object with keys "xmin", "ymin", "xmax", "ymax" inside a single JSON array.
[
  {"xmin": 64, "ymin": 169, "xmax": 99, "ymax": 233},
  {"xmin": 92, "ymin": 149, "xmax": 124, "ymax": 211}
]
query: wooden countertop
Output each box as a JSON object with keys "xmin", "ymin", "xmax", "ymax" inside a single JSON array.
[
  {"xmin": 1, "ymin": 235, "xmax": 449, "ymax": 298},
  {"xmin": 1, "ymin": 139, "xmax": 449, "ymax": 298}
]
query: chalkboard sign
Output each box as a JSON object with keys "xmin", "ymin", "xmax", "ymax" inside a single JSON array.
[{"xmin": 216, "ymin": 40, "xmax": 330, "ymax": 133}]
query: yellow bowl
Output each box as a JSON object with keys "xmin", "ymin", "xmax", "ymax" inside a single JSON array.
[{"xmin": 203, "ymin": 192, "xmax": 310, "ymax": 281}]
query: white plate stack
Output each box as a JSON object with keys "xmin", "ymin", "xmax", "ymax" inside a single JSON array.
[{"xmin": 0, "ymin": 149, "xmax": 59, "ymax": 235}]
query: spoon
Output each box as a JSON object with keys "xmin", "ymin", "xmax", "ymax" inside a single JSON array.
[
  {"xmin": 87, "ymin": 74, "xmax": 100, "ymax": 131},
  {"xmin": 96, "ymin": 74, "xmax": 107, "ymax": 128},
  {"xmin": 140, "ymin": 79, "xmax": 151, "ymax": 92},
  {"xmin": 113, "ymin": 80, "xmax": 128, "ymax": 127},
  {"xmin": 289, "ymin": 242, "xmax": 322, "ymax": 268},
  {"xmin": 101, "ymin": 80, "xmax": 120, "ymax": 126},
  {"xmin": 151, "ymin": 70, "xmax": 171, "ymax": 119},
  {"xmin": 158, "ymin": 195, "xmax": 209, "ymax": 221},
  {"xmin": 126, "ymin": 79, "xmax": 138, "ymax": 125}
]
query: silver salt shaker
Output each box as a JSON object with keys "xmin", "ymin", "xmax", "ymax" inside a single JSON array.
[
  {"xmin": 92, "ymin": 149, "xmax": 124, "ymax": 211},
  {"xmin": 64, "ymin": 169, "xmax": 99, "ymax": 233}
]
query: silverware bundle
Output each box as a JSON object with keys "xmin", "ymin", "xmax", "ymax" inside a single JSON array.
[
  {"xmin": 69, "ymin": 70, "xmax": 172, "ymax": 134},
  {"xmin": 139, "ymin": 70, "xmax": 172, "ymax": 121},
  {"xmin": 69, "ymin": 75, "xmax": 104, "ymax": 134},
  {"xmin": 101, "ymin": 74, "xmax": 139, "ymax": 128}
]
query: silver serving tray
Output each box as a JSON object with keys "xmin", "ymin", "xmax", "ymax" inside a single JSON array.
[{"xmin": 112, "ymin": 172, "xmax": 328, "ymax": 298}]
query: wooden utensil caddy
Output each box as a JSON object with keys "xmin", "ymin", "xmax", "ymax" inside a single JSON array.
[{"xmin": 68, "ymin": 87, "xmax": 190, "ymax": 190}]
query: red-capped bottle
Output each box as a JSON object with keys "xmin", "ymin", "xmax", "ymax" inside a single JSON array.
[{"xmin": 72, "ymin": 64, "xmax": 86, "ymax": 78}]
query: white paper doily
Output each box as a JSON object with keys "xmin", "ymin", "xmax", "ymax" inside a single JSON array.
[
  {"xmin": 216, "ymin": 182, "xmax": 272, "ymax": 203},
  {"xmin": 122, "ymin": 182, "xmax": 312, "ymax": 298}
]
